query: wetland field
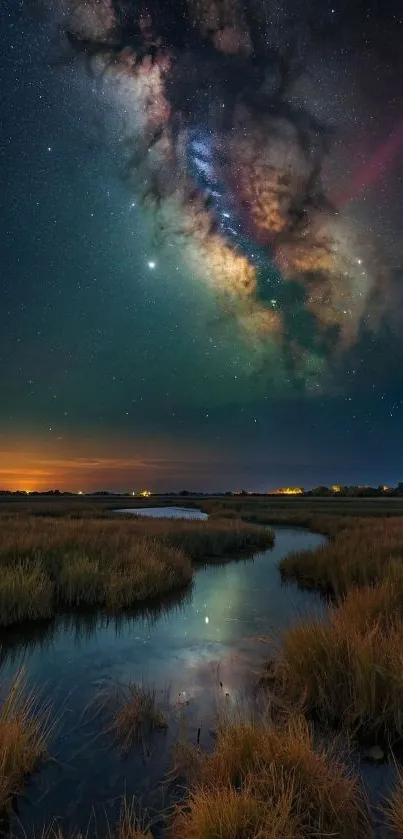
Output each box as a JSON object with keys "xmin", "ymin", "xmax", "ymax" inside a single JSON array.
[{"xmin": 1, "ymin": 495, "xmax": 403, "ymax": 838}]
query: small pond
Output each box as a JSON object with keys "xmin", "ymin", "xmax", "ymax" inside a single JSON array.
[
  {"xmin": 116, "ymin": 506, "xmax": 208, "ymax": 519},
  {"xmin": 2, "ymin": 526, "xmax": 333, "ymax": 836}
]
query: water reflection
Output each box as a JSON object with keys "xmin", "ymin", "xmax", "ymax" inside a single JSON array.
[
  {"xmin": 0, "ymin": 587, "xmax": 193, "ymax": 668},
  {"xmin": 116, "ymin": 506, "xmax": 208, "ymax": 519},
  {"xmin": 4, "ymin": 527, "xmax": 325, "ymax": 838}
]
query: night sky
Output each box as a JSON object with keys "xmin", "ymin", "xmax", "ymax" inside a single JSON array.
[{"xmin": 1, "ymin": 0, "xmax": 403, "ymax": 492}]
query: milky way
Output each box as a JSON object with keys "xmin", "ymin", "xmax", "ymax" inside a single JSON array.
[{"xmin": 52, "ymin": 0, "xmax": 398, "ymax": 393}]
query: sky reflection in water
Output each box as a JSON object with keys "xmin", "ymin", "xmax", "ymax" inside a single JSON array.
[{"xmin": 6, "ymin": 527, "xmax": 325, "ymax": 837}]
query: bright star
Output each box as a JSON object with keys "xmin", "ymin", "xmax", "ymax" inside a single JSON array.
[{"xmin": 147, "ymin": 260, "xmax": 156, "ymax": 269}]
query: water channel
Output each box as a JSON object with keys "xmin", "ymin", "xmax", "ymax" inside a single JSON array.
[{"xmin": 1, "ymin": 522, "xmax": 345, "ymax": 835}]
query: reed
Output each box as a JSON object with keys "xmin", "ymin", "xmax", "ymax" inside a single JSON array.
[
  {"xmin": 171, "ymin": 714, "xmax": 370, "ymax": 839},
  {"xmin": 0, "ymin": 560, "xmax": 53, "ymax": 627},
  {"xmin": 40, "ymin": 797, "xmax": 153, "ymax": 839},
  {"xmin": 0, "ymin": 513, "xmax": 271, "ymax": 626},
  {"xmin": 108, "ymin": 683, "xmax": 167, "ymax": 750},
  {"xmin": 281, "ymin": 594, "xmax": 403, "ymax": 736},
  {"xmin": 0, "ymin": 669, "xmax": 52, "ymax": 811},
  {"xmin": 279, "ymin": 517, "xmax": 403, "ymax": 597}
]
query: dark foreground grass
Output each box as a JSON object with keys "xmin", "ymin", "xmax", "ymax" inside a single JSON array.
[
  {"xmin": 0, "ymin": 513, "xmax": 273, "ymax": 627},
  {"xmin": 42, "ymin": 797, "xmax": 153, "ymax": 839},
  {"xmin": 171, "ymin": 713, "xmax": 371, "ymax": 838}
]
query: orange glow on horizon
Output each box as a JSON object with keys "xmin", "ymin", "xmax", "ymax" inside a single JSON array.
[{"xmin": 0, "ymin": 433, "xmax": 221, "ymax": 493}]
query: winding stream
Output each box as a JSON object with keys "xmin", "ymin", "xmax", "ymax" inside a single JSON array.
[{"xmin": 4, "ymin": 525, "xmax": 328, "ymax": 836}]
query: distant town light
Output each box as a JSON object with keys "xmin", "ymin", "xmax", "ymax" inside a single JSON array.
[
  {"xmin": 271, "ymin": 487, "xmax": 304, "ymax": 496},
  {"xmin": 140, "ymin": 489, "xmax": 152, "ymax": 497},
  {"xmin": 78, "ymin": 490, "xmax": 84, "ymax": 495}
]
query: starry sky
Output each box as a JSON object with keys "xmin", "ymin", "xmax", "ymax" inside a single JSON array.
[{"xmin": 1, "ymin": 0, "xmax": 403, "ymax": 492}]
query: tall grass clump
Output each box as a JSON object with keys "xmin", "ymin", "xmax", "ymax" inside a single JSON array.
[
  {"xmin": 0, "ymin": 669, "xmax": 52, "ymax": 811},
  {"xmin": 171, "ymin": 714, "xmax": 370, "ymax": 839},
  {"xmin": 173, "ymin": 784, "xmax": 299, "ymax": 839},
  {"xmin": 0, "ymin": 560, "xmax": 53, "ymax": 627},
  {"xmin": 105, "ymin": 682, "xmax": 167, "ymax": 751},
  {"xmin": 281, "ymin": 587, "xmax": 403, "ymax": 737}
]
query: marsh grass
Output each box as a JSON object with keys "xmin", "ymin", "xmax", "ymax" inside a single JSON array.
[
  {"xmin": 172, "ymin": 784, "xmax": 299, "ymax": 839},
  {"xmin": 280, "ymin": 584, "xmax": 403, "ymax": 737},
  {"xmin": 279, "ymin": 517, "xmax": 403, "ymax": 596},
  {"xmin": 106, "ymin": 683, "xmax": 167, "ymax": 751},
  {"xmin": 0, "ymin": 514, "xmax": 272, "ymax": 627},
  {"xmin": 56, "ymin": 553, "xmax": 105, "ymax": 607},
  {"xmin": 171, "ymin": 713, "xmax": 370, "ymax": 839},
  {"xmin": 165, "ymin": 519, "xmax": 273, "ymax": 561},
  {"xmin": 41, "ymin": 797, "xmax": 153, "ymax": 839},
  {"xmin": 0, "ymin": 560, "xmax": 54, "ymax": 627},
  {"xmin": 0, "ymin": 668, "xmax": 52, "ymax": 811},
  {"xmin": 115, "ymin": 795, "xmax": 154, "ymax": 839},
  {"xmin": 105, "ymin": 540, "xmax": 192, "ymax": 610}
]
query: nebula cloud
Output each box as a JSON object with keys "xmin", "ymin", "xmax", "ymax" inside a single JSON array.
[{"xmin": 54, "ymin": 0, "xmax": 392, "ymax": 392}]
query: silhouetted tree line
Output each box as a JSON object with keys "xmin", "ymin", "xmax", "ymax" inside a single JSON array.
[{"xmin": 1, "ymin": 485, "xmax": 403, "ymax": 498}]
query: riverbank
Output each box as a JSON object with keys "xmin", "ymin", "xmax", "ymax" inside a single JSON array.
[
  {"xmin": 0, "ymin": 525, "xmax": 324, "ymax": 836},
  {"xmin": 2, "ymin": 497, "xmax": 403, "ymax": 837},
  {"xmin": 0, "ymin": 509, "xmax": 273, "ymax": 627},
  {"xmin": 262, "ymin": 515, "xmax": 403, "ymax": 744}
]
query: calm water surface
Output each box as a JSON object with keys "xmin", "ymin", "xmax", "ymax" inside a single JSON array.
[
  {"xmin": 5, "ymin": 527, "xmax": 328, "ymax": 836},
  {"xmin": 116, "ymin": 506, "xmax": 208, "ymax": 519}
]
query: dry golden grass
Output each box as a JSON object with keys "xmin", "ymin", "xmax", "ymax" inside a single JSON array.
[
  {"xmin": 281, "ymin": 586, "xmax": 403, "ymax": 737},
  {"xmin": 104, "ymin": 539, "xmax": 192, "ymax": 610},
  {"xmin": 108, "ymin": 683, "xmax": 167, "ymax": 751},
  {"xmin": 0, "ymin": 668, "xmax": 52, "ymax": 811},
  {"xmin": 263, "ymin": 509, "xmax": 403, "ymax": 743},
  {"xmin": 171, "ymin": 714, "xmax": 370, "ymax": 839},
  {"xmin": 279, "ymin": 516, "xmax": 403, "ymax": 596},
  {"xmin": 56, "ymin": 553, "xmax": 105, "ymax": 607},
  {"xmin": 0, "ymin": 560, "xmax": 54, "ymax": 627},
  {"xmin": 0, "ymin": 514, "xmax": 272, "ymax": 563},
  {"xmin": 0, "ymin": 513, "xmax": 272, "ymax": 626},
  {"xmin": 172, "ymin": 783, "xmax": 299, "ymax": 839}
]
